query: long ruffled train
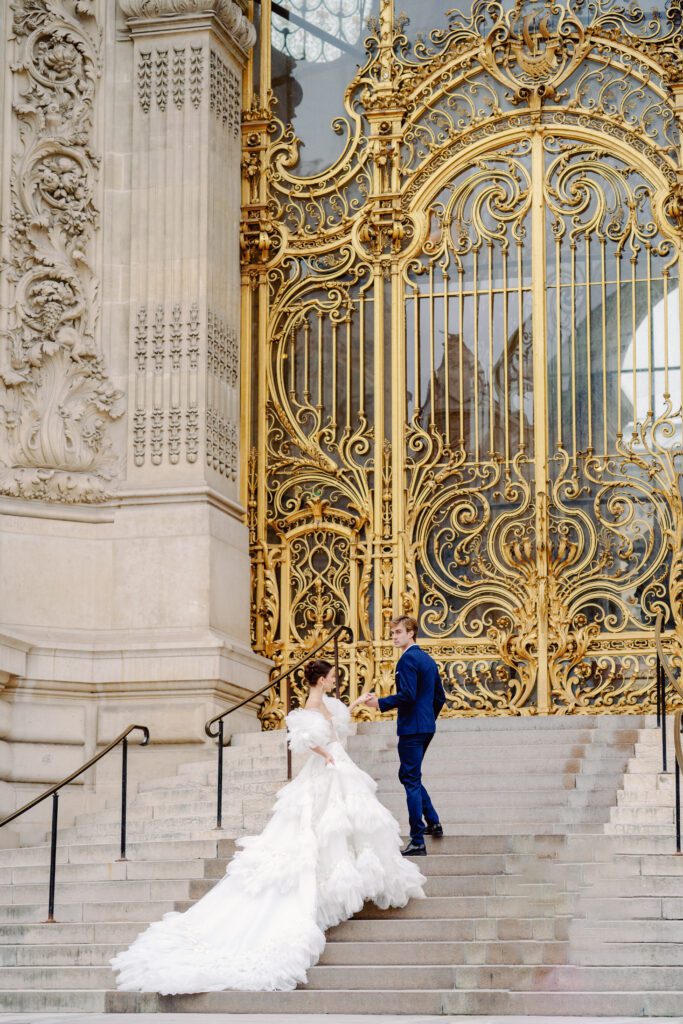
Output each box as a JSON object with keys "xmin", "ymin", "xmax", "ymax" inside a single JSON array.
[{"xmin": 111, "ymin": 740, "xmax": 424, "ymax": 993}]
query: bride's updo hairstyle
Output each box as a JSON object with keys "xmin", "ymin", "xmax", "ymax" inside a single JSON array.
[{"xmin": 304, "ymin": 659, "xmax": 333, "ymax": 689}]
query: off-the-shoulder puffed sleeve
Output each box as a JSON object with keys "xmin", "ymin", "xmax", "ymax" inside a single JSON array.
[
  {"xmin": 327, "ymin": 698, "xmax": 353, "ymax": 740},
  {"xmin": 285, "ymin": 708, "xmax": 332, "ymax": 754}
]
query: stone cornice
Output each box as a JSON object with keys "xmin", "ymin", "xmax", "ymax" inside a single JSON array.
[{"xmin": 119, "ymin": 0, "xmax": 256, "ymax": 52}]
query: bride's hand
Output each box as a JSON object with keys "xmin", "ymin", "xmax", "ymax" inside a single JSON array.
[
  {"xmin": 324, "ymin": 752, "xmax": 335, "ymax": 767},
  {"xmin": 349, "ymin": 693, "xmax": 372, "ymax": 711}
]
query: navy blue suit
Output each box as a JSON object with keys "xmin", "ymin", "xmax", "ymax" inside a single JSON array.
[{"xmin": 378, "ymin": 644, "xmax": 446, "ymax": 844}]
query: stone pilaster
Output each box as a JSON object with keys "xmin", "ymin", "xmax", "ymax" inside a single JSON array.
[
  {"xmin": 119, "ymin": 0, "xmax": 254, "ymax": 501},
  {"xmin": 0, "ymin": 1, "xmax": 268, "ymax": 843}
]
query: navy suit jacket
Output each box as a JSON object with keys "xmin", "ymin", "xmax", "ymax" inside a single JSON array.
[{"xmin": 377, "ymin": 644, "xmax": 446, "ymax": 735}]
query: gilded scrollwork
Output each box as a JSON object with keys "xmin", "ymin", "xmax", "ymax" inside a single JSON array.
[
  {"xmin": 248, "ymin": 0, "xmax": 683, "ymax": 721},
  {"xmin": 0, "ymin": 0, "xmax": 124, "ymax": 503}
]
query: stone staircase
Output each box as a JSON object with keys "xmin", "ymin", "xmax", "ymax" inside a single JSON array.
[{"xmin": 2, "ymin": 713, "xmax": 683, "ymax": 1014}]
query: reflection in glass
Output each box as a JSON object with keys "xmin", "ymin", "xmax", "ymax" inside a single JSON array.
[{"xmin": 269, "ymin": 0, "xmax": 376, "ymax": 176}]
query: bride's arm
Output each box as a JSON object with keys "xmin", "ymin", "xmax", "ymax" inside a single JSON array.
[
  {"xmin": 310, "ymin": 745, "xmax": 335, "ymax": 766},
  {"xmin": 349, "ymin": 693, "xmax": 371, "ymax": 712}
]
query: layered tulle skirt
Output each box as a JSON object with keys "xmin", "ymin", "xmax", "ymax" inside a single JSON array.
[{"xmin": 110, "ymin": 741, "xmax": 425, "ymax": 993}]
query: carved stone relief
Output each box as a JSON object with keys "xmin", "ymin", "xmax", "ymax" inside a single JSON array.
[
  {"xmin": 119, "ymin": 0, "xmax": 257, "ymax": 54},
  {"xmin": 132, "ymin": 301, "xmax": 202, "ymax": 467},
  {"xmin": 137, "ymin": 44, "xmax": 204, "ymax": 111},
  {"xmin": 0, "ymin": 0, "xmax": 124, "ymax": 503},
  {"xmin": 206, "ymin": 311, "xmax": 238, "ymax": 481},
  {"xmin": 209, "ymin": 49, "xmax": 240, "ymax": 136}
]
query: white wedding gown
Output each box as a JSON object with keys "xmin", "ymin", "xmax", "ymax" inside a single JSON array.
[{"xmin": 110, "ymin": 696, "xmax": 425, "ymax": 993}]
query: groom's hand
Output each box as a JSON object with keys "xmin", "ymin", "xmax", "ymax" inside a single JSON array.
[{"xmin": 365, "ymin": 693, "xmax": 380, "ymax": 709}]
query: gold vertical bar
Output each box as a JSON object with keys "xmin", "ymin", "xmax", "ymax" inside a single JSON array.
[
  {"xmin": 571, "ymin": 241, "xmax": 577, "ymax": 463},
  {"xmin": 289, "ymin": 327, "xmax": 295, "ymax": 397},
  {"xmin": 359, "ymin": 292, "xmax": 365, "ymax": 417},
  {"xmin": 488, "ymin": 242, "xmax": 494, "ymax": 455},
  {"xmin": 373, "ymin": 266, "xmax": 384, "ymax": 638},
  {"xmin": 616, "ymin": 252, "xmax": 622, "ymax": 437},
  {"xmin": 347, "ymin": 314, "xmax": 352, "ymax": 432},
  {"xmin": 555, "ymin": 231, "xmax": 562, "ymax": 450},
  {"xmin": 601, "ymin": 237, "xmax": 607, "ymax": 457},
  {"xmin": 585, "ymin": 233, "xmax": 593, "ymax": 453},
  {"xmin": 413, "ymin": 285, "xmax": 420, "ymax": 419},
  {"xmin": 517, "ymin": 239, "xmax": 524, "ymax": 452},
  {"xmin": 663, "ymin": 269, "xmax": 669, "ymax": 402},
  {"xmin": 260, "ymin": 0, "xmax": 271, "ymax": 105},
  {"xmin": 303, "ymin": 316, "xmax": 310, "ymax": 402},
  {"xmin": 443, "ymin": 265, "xmax": 450, "ymax": 446},
  {"xmin": 392, "ymin": 260, "xmax": 407, "ymax": 623},
  {"xmin": 631, "ymin": 251, "xmax": 638, "ymax": 433},
  {"xmin": 331, "ymin": 320, "xmax": 337, "ymax": 428},
  {"xmin": 503, "ymin": 246, "xmax": 510, "ymax": 465},
  {"xmin": 473, "ymin": 248, "xmax": 480, "ymax": 461},
  {"xmin": 317, "ymin": 310, "xmax": 323, "ymax": 415},
  {"xmin": 647, "ymin": 244, "xmax": 653, "ymax": 418},
  {"xmin": 530, "ymin": 127, "xmax": 549, "ymax": 713},
  {"xmin": 458, "ymin": 268, "xmax": 464, "ymax": 448},
  {"xmin": 239, "ymin": 269, "xmax": 252, "ymax": 509},
  {"xmin": 429, "ymin": 264, "xmax": 435, "ymax": 427}
]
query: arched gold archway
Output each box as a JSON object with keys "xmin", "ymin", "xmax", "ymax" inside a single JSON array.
[{"xmin": 241, "ymin": 0, "xmax": 683, "ymax": 723}]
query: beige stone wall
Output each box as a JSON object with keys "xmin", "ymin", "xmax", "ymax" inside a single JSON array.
[{"xmin": 0, "ymin": 0, "xmax": 268, "ymax": 845}]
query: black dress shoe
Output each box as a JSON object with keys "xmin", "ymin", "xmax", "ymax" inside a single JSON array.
[
  {"xmin": 424, "ymin": 823, "xmax": 444, "ymax": 838},
  {"xmin": 401, "ymin": 840, "xmax": 427, "ymax": 856}
]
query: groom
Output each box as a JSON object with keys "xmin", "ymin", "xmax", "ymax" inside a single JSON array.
[{"xmin": 364, "ymin": 615, "xmax": 446, "ymax": 856}]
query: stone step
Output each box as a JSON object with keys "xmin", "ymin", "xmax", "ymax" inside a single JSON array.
[
  {"xmin": 0, "ymin": 991, "xmax": 108, "ymax": 1012},
  {"xmin": 379, "ymin": 791, "xmax": 615, "ymax": 811},
  {"xmin": 1, "ymin": 943, "xmax": 124, "ymax": 967},
  {"xmin": 0, "ymin": 837, "xmax": 234, "ymax": 867},
  {"xmin": 355, "ymin": 715, "xmax": 649, "ymax": 734},
  {"xmin": 0, "ymin": 967, "xmax": 113, "ymax": 990},
  {"xmin": 574, "ymin": 942, "xmax": 683, "ymax": 966},
  {"xmin": 377, "ymin": 775, "xmax": 625, "ymax": 793},
  {"xmin": 301, "ymin": 963, "xmax": 683, "ymax": 991},
  {"xmin": 329, "ymin": 915, "xmax": 568, "ymax": 942},
  {"xmin": 574, "ymin": 918, "xmax": 683, "ymax": 942},
  {"xmin": 9, "ymin": 858, "xmax": 219, "ymax": 885},
  {"xmin": 100, "ymin": 986, "xmax": 683, "ymax": 1015},
  {"xmin": 320, "ymin": 938, "xmax": 568, "ymax": 966},
  {"xmin": 0, "ymin": 900, "xmax": 177, "ymax": 924},
  {"xmin": 76, "ymin": 794, "xmax": 277, "ymax": 827},
  {"xmin": 0, "ymin": 878, "xmax": 194, "ymax": 906},
  {"xmin": 0, "ymin": 922, "xmax": 145, "ymax": 946}
]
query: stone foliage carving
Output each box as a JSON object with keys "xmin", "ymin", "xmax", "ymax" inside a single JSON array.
[
  {"xmin": 210, "ymin": 49, "xmax": 240, "ymax": 136},
  {"xmin": 0, "ymin": 0, "xmax": 124, "ymax": 503},
  {"xmin": 119, "ymin": 0, "xmax": 257, "ymax": 53},
  {"xmin": 133, "ymin": 301, "xmax": 201, "ymax": 467},
  {"xmin": 137, "ymin": 43, "xmax": 203, "ymax": 111},
  {"xmin": 206, "ymin": 310, "xmax": 238, "ymax": 482}
]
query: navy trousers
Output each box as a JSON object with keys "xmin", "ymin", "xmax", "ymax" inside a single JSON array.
[{"xmin": 397, "ymin": 732, "xmax": 440, "ymax": 845}]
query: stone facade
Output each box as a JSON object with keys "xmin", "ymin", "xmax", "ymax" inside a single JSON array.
[{"xmin": 0, "ymin": 0, "xmax": 267, "ymax": 845}]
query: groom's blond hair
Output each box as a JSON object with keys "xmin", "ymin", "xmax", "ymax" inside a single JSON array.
[{"xmin": 390, "ymin": 615, "xmax": 418, "ymax": 639}]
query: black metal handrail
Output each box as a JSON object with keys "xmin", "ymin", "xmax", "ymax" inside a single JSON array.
[
  {"xmin": 654, "ymin": 612, "xmax": 683, "ymax": 853},
  {"xmin": 205, "ymin": 624, "xmax": 353, "ymax": 828},
  {"xmin": 0, "ymin": 724, "xmax": 150, "ymax": 921}
]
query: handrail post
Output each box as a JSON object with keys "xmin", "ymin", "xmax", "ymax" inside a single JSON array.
[
  {"xmin": 46, "ymin": 792, "xmax": 59, "ymax": 923},
  {"xmin": 286, "ymin": 680, "xmax": 292, "ymax": 782},
  {"xmin": 676, "ymin": 753, "xmax": 681, "ymax": 855},
  {"xmin": 118, "ymin": 737, "xmax": 128, "ymax": 861},
  {"xmin": 216, "ymin": 719, "xmax": 224, "ymax": 830},
  {"xmin": 334, "ymin": 633, "xmax": 340, "ymax": 700},
  {"xmin": 657, "ymin": 652, "xmax": 662, "ymax": 728},
  {"xmin": 662, "ymin": 659, "xmax": 668, "ymax": 773}
]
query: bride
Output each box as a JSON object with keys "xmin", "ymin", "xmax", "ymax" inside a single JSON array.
[{"xmin": 111, "ymin": 658, "xmax": 426, "ymax": 993}]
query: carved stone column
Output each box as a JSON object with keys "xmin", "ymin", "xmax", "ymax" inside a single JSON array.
[
  {"xmin": 119, "ymin": 0, "xmax": 254, "ymax": 497},
  {"xmin": 0, "ymin": 1, "xmax": 267, "ymax": 841}
]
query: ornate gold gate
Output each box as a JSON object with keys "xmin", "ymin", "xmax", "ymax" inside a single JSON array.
[{"xmin": 241, "ymin": 0, "xmax": 683, "ymax": 721}]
